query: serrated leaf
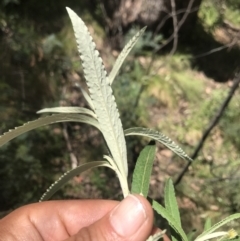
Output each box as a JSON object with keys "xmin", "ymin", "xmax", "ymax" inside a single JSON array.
[
  {"xmin": 37, "ymin": 107, "xmax": 96, "ymax": 118},
  {"xmin": 131, "ymin": 140, "xmax": 156, "ymax": 197},
  {"xmin": 196, "ymin": 213, "xmax": 240, "ymax": 240},
  {"xmin": 152, "ymin": 200, "xmax": 188, "ymax": 241},
  {"xmin": 66, "ymin": 8, "xmax": 128, "ymax": 181},
  {"xmin": 108, "ymin": 26, "xmax": 147, "ymax": 85},
  {"xmin": 40, "ymin": 161, "xmax": 111, "ymax": 201},
  {"xmin": 0, "ymin": 114, "xmax": 100, "ymax": 147},
  {"xmin": 164, "ymin": 178, "xmax": 181, "ymax": 226},
  {"xmin": 146, "ymin": 230, "xmax": 166, "ymax": 241},
  {"xmin": 124, "ymin": 127, "xmax": 193, "ymax": 163}
]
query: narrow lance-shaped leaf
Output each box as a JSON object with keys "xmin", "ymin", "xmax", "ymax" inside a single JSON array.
[
  {"xmin": 195, "ymin": 232, "xmax": 228, "ymax": 241},
  {"xmin": 0, "ymin": 114, "xmax": 100, "ymax": 147},
  {"xmin": 75, "ymin": 83, "xmax": 95, "ymax": 110},
  {"xmin": 37, "ymin": 106, "xmax": 97, "ymax": 118},
  {"xmin": 187, "ymin": 229, "xmax": 197, "ymax": 241},
  {"xmin": 131, "ymin": 140, "xmax": 156, "ymax": 197},
  {"xmin": 66, "ymin": 8, "xmax": 128, "ymax": 184},
  {"xmin": 108, "ymin": 26, "xmax": 147, "ymax": 85},
  {"xmin": 40, "ymin": 161, "xmax": 111, "ymax": 201},
  {"xmin": 195, "ymin": 213, "xmax": 240, "ymax": 240},
  {"xmin": 104, "ymin": 155, "xmax": 129, "ymax": 198},
  {"xmin": 164, "ymin": 178, "xmax": 182, "ymax": 241},
  {"xmin": 164, "ymin": 178, "xmax": 181, "ymax": 226},
  {"xmin": 146, "ymin": 230, "xmax": 166, "ymax": 241},
  {"xmin": 152, "ymin": 200, "xmax": 188, "ymax": 241},
  {"xmin": 203, "ymin": 218, "xmax": 212, "ymax": 231},
  {"xmin": 79, "ymin": 87, "xmax": 95, "ymax": 110},
  {"xmin": 125, "ymin": 127, "xmax": 193, "ymax": 163}
]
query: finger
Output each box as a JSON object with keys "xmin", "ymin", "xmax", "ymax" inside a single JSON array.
[
  {"xmin": 0, "ymin": 199, "xmax": 118, "ymax": 241},
  {"xmin": 65, "ymin": 194, "xmax": 154, "ymax": 241}
]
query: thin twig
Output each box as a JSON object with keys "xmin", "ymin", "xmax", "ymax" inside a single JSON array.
[
  {"xmin": 147, "ymin": 0, "xmax": 197, "ymax": 74},
  {"xmin": 137, "ymin": 0, "xmax": 197, "ymax": 108},
  {"xmin": 62, "ymin": 123, "xmax": 78, "ymax": 169},
  {"xmin": 156, "ymin": 0, "xmax": 196, "ymax": 54},
  {"xmin": 190, "ymin": 39, "xmax": 237, "ymax": 59},
  {"xmin": 170, "ymin": 0, "xmax": 178, "ymax": 55},
  {"xmin": 174, "ymin": 73, "xmax": 240, "ymax": 186},
  {"xmin": 154, "ymin": 7, "xmax": 199, "ymax": 36}
]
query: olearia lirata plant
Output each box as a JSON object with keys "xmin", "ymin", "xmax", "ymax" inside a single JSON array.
[{"xmin": 0, "ymin": 7, "xmax": 239, "ymax": 241}]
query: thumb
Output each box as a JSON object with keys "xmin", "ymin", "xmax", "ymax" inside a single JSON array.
[{"xmin": 65, "ymin": 194, "xmax": 154, "ymax": 241}]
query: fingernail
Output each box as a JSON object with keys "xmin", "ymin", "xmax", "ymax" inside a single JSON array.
[{"xmin": 110, "ymin": 195, "xmax": 147, "ymax": 237}]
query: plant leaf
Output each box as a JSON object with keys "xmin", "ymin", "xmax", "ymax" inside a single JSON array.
[
  {"xmin": 104, "ymin": 155, "xmax": 129, "ymax": 197},
  {"xmin": 40, "ymin": 161, "xmax": 111, "ymax": 201},
  {"xmin": 78, "ymin": 84, "xmax": 95, "ymax": 110},
  {"xmin": 196, "ymin": 213, "xmax": 240, "ymax": 240},
  {"xmin": 187, "ymin": 229, "xmax": 197, "ymax": 241},
  {"xmin": 152, "ymin": 200, "xmax": 188, "ymax": 241},
  {"xmin": 195, "ymin": 232, "xmax": 228, "ymax": 241},
  {"xmin": 66, "ymin": 8, "xmax": 128, "ymax": 180},
  {"xmin": 146, "ymin": 230, "xmax": 166, "ymax": 241},
  {"xmin": 124, "ymin": 127, "xmax": 193, "ymax": 163},
  {"xmin": 0, "ymin": 114, "xmax": 100, "ymax": 147},
  {"xmin": 164, "ymin": 178, "xmax": 181, "ymax": 226},
  {"xmin": 203, "ymin": 218, "xmax": 212, "ymax": 231},
  {"xmin": 131, "ymin": 140, "xmax": 156, "ymax": 197},
  {"xmin": 37, "ymin": 107, "xmax": 96, "ymax": 118},
  {"xmin": 108, "ymin": 26, "xmax": 147, "ymax": 85}
]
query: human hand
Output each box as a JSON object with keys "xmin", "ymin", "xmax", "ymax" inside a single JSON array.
[{"xmin": 0, "ymin": 194, "xmax": 166, "ymax": 241}]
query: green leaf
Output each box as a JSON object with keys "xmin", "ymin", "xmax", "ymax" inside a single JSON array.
[
  {"xmin": 77, "ymin": 84, "xmax": 95, "ymax": 110},
  {"xmin": 40, "ymin": 161, "xmax": 111, "ymax": 201},
  {"xmin": 124, "ymin": 127, "xmax": 193, "ymax": 163},
  {"xmin": 196, "ymin": 213, "xmax": 240, "ymax": 240},
  {"xmin": 0, "ymin": 114, "xmax": 100, "ymax": 147},
  {"xmin": 164, "ymin": 178, "xmax": 181, "ymax": 226},
  {"xmin": 66, "ymin": 8, "xmax": 128, "ymax": 183},
  {"xmin": 152, "ymin": 200, "xmax": 188, "ymax": 241},
  {"xmin": 108, "ymin": 26, "xmax": 147, "ymax": 85},
  {"xmin": 131, "ymin": 140, "xmax": 156, "ymax": 197},
  {"xmin": 187, "ymin": 229, "xmax": 197, "ymax": 241},
  {"xmin": 203, "ymin": 218, "xmax": 212, "ymax": 231},
  {"xmin": 37, "ymin": 106, "xmax": 96, "ymax": 118}
]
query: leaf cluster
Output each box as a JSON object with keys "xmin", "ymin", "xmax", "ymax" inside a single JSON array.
[{"xmin": 0, "ymin": 7, "xmax": 239, "ymax": 240}]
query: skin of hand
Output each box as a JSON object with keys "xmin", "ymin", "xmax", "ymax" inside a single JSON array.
[{"xmin": 0, "ymin": 194, "xmax": 169, "ymax": 241}]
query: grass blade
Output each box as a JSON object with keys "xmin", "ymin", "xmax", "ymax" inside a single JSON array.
[
  {"xmin": 164, "ymin": 178, "xmax": 181, "ymax": 226},
  {"xmin": 125, "ymin": 127, "xmax": 193, "ymax": 163},
  {"xmin": 108, "ymin": 26, "xmax": 147, "ymax": 85},
  {"xmin": 40, "ymin": 161, "xmax": 111, "ymax": 201},
  {"xmin": 0, "ymin": 114, "xmax": 100, "ymax": 147},
  {"xmin": 67, "ymin": 8, "xmax": 128, "ymax": 181},
  {"xmin": 37, "ymin": 107, "xmax": 96, "ymax": 118},
  {"xmin": 131, "ymin": 140, "xmax": 156, "ymax": 197},
  {"xmin": 196, "ymin": 213, "xmax": 240, "ymax": 240},
  {"xmin": 152, "ymin": 200, "xmax": 188, "ymax": 241}
]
